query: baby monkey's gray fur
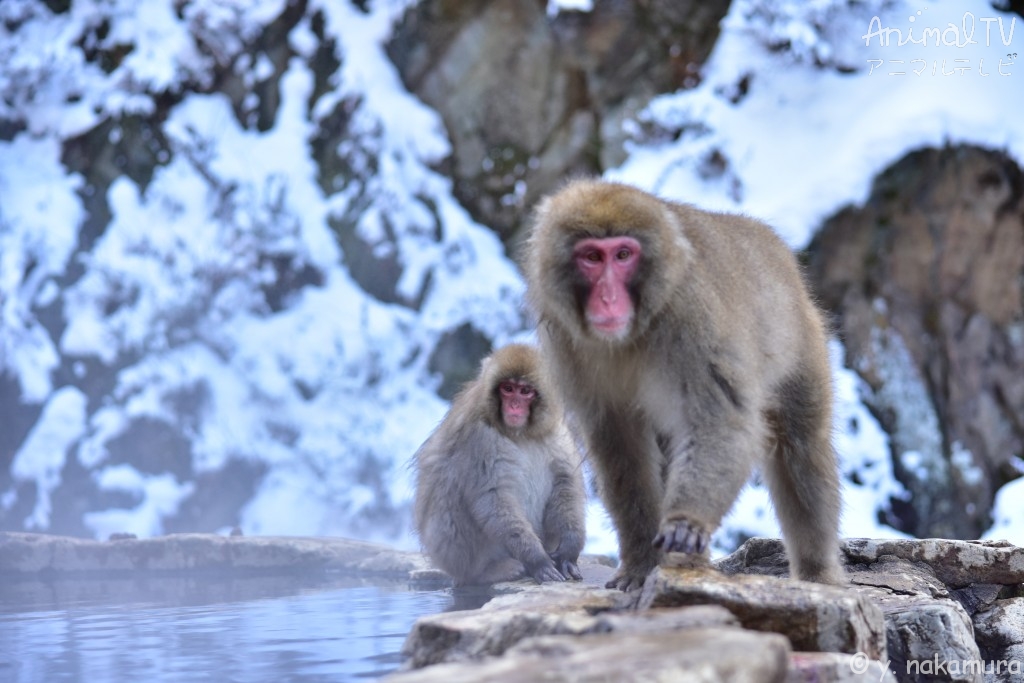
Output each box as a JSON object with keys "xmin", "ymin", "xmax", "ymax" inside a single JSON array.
[
  {"xmin": 524, "ymin": 179, "xmax": 844, "ymax": 591},
  {"xmin": 413, "ymin": 344, "xmax": 586, "ymax": 586}
]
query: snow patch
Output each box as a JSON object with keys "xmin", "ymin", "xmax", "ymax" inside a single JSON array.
[
  {"xmin": 83, "ymin": 465, "xmax": 195, "ymax": 539},
  {"xmin": 9, "ymin": 387, "xmax": 88, "ymax": 529},
  {"xmin": 0, "ymin": 135, "xmax": 82, "ymax": 400},
  {"xmin": 865, "ymin": 326, "xmax": 946, "ymax": 485},
  {"xmin": 951, "ymin": 442, "xmax": 985, "ymax": 488},
  {"xmin": 547, "ymin": 0, "xmax": 593, "ymax": 16},
  {"xmin": 985, "ymin": 465, "xmax": 1024, "ymax": 542}
]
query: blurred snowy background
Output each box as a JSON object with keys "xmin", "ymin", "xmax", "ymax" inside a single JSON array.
[{"xmin": 1, "ymin": 0, "xmax": 1021, "ymax": 557}]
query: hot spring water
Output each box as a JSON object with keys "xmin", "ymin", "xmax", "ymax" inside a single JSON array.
[{"xmin": 0, "ymin": 574, "xmax": 454, "ymax": 682}]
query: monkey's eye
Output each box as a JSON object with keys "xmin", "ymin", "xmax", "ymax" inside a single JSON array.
[
  {"xmin": 615, "ymin": 248, "xmax": 633, "ymax": 261},
  {"xmin": 519, "ymin": 387, "xmax": 536, "ymax": 397},
  {"xmin": 583, "ymin": 251, "xmax": 602, "ymax": 263},
  {"xmin": 499, "ymin": 382, "xmax": 516, "ymax": 395}
]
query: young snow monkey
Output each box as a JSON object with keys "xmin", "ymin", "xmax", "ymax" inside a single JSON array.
[
  {"xmin": 523, "ymin": 178, "xmax": 844, "ymax": 590},
  {"xmin": 413, "ymin": 344, "xmax": 586, "ymax": 586}
]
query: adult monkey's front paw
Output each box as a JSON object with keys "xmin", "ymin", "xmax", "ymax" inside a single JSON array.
[
  {"xmin": 653, "ymin": 517, "xmax": 710, "ymax": 554},
  {"xmin": 605, "ymin": 564, "xmax": 654, "ymax": 591}
]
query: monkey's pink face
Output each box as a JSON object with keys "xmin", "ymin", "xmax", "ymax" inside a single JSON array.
[
  {"xmin": 573, "ymin": 236, "xmax": 641, "ymax": 341},
  {"xmin": 499, "ymin": 380, "xmax": 536, "ymax": 428}
]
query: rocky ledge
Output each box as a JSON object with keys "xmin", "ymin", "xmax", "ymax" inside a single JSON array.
[
  {"xmin": 3, "ymin": 533, "xmax": 1021, "ymax": 682},
  {"xmin": 0, "ymin": 530, "xmax": 440, "ymax": 579},
  {"xmin": 388, "ymin": 538, "xmax": 1024, "ymax": 683}
]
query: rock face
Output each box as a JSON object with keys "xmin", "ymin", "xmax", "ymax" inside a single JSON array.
[
  {"xmin": 806, "ymin": 145, "xmax": 1024, "ymax": 540},
  {"xmin": 848, "ymin": 540, "xmax": 1024, "ymax": 683},
  {"xmin": 393, "ymin": 537, "xmax": 1024, "ymax": 683},
  {"xmin": 396, "ymin": 580, "xmax": 797, "ymax": 682},
  {"xmin": 721, "ymin": 537, "xmax": 1024, "ymax": 683},
  {"xmin": 401, "ymin": 582, "xmax": 735, "ymax": 669},
  {"xmin": 386, "ymin": 0, "xmax": 730, "ymax": 245},
  {"xmin": 638, "ymin": 567, "xmax": 886, "ymax": 660},
  {"xmin": 395, "ymin": 628, "xmax": 793, "ymax": 683},
  {"xmin": 974, "ymin": 599, "xmax": 1024, "ymax": 678}
]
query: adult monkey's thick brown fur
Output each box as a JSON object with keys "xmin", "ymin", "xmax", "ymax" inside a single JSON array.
[
  {"xmin": 523, "ymin": 179, "xmax": 843, "ymax": 590},
  {"xmin": 414, "ymin": 344, "xmax": 586, "ymax": 586}
]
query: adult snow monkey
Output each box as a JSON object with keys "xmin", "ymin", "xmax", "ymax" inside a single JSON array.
[{"xmin": 523, "ymin": 179, "xmax": 844, "ymax": 590}]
